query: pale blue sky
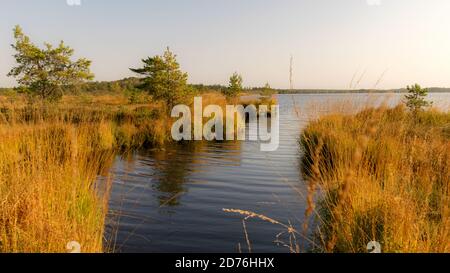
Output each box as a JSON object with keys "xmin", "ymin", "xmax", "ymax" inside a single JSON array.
[{"xmin": 1, "ymin": 0, "xmax": 450, "ymax": 89}]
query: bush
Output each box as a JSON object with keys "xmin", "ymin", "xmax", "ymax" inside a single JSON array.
[
  {"xmin": 222, "ymin": 72, "xmax": 243, "ymax": 99},
  {"xmin": 405, "ymin": 84, "xmax": 432, "ymax": 113}
]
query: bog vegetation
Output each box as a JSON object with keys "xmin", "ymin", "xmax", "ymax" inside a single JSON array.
[
  {"xmin": 130, "ymin": 47, "xmax": 193, "ymax": 111},
  {"xmin": 8, "ymin": 26, "xmax": 93, "ymax": 101},
  {"xmin": 0, "ymin": 26, "xmax": 276, "ymax": 253},
  {"xmin": 300, "ymin": 94, "xmax": 449, "ymax": 252},
  {"xmin": 0, "ymin": 25, "xmax": 448, "ymax": 254}
]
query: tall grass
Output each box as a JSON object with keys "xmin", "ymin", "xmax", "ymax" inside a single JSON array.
[
  {"xmin": 0, "ymin": 122, "xmax": 115, "ymax": 252},
  {"xmin": 0, "ymin": 92, "xmax": 272, "ymax": 252},
  {"xmin": 301, "ymin": 105, "xmax": 450, "ymax": 253},
  {"xmin": 0, "ymin": 97, "xmax": 170, "ymax": 252}
]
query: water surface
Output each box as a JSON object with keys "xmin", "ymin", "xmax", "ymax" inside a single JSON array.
[{"xmin": 102, "ymin": 93, "xmax": 450, "ymax": 253}]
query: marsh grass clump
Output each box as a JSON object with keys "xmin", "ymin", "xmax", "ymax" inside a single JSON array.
[
  {"xmin": 0, "ymin": 85, "xmax": 278, "ymax": 252},
  {"xmin": 0, "ymin": 91, "xmax": 267, "ymax": 252},
  {"xmin": 300, "ymin": 105, "xmax": 450, "ymax": 253},
  {"xmin": 0, "ymin": 99, "xmax": 173, "ymax": 253},
  {"xmin": 0, "ymin": 122, "xmax": 115, "ymax": 252}
]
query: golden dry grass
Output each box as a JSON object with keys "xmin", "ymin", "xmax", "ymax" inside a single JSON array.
[
  {"xmin": 0, "ymin": 123, "xmax": 115, "ymax": 252},
  {"xmin": 301, "ymin": 105, "xmax": 450, "ymax": 253},
  {"xmin": 0, "ymin": 92, "xmax": 273, "ymax": 253},
  {"xmin": 0, "ymin": 95, "xmax": 168, "ymax": 253}
]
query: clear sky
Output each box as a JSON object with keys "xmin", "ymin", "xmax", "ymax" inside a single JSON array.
[{"xmin": 1, "ymin": 0, "xmax": 449, "ymax": 89}]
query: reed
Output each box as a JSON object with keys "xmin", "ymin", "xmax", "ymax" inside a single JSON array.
[
  {"xmin": 0, "ymin": 96, "xmax": 169, "ymax": 253},
  {"xmin": 0, "ymin": 92, "xmax": 271, "ymax": 252},
  {"xmin": 300, "ymin": 105, "xmax": 450, "ymax": 253}
]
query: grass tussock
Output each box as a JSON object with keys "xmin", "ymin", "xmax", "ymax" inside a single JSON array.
[
  {"xmin": 0, "ymin": 123, "xmax": 115, "ymax": 252},
  {"xmin": 301, "ymin": 105, "xmax": 450, "ymax": 253},
  {"xmin": 0, "ymin": 92, "xmax": 272, "ymax": 253},
  {"xmin": 240, "ymin": 96, "xmax": 278, "ymax": 114},
  {"xmin": 0, "ymin": 97, "xmax": 171, "ymax": 253}
]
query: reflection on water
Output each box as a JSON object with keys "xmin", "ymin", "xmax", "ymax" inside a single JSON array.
[
  {"xmin": 147, "ymin": 141, "xmax": 242, "ymax": 207},
  {"xmin": 102, "ymin": 93, "xmax": 450, "ymax": 253}
]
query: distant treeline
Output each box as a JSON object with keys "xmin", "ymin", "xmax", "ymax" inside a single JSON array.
[
  {"xmin": 278, "ymin": 87, "xmax": 450, "ymax": 94},
  {"xmin": 1, "ymin": 78, "xmax": 450, "ymax": 95},
  {"xmin": 0, "ymin": 78, "xmax": 255, "ymax": 96},
  {"xmin": 0, "ymin": 78, "xmax": 228, "ymax": 95},
  {"xmin": 0, "ymin": 77, "xmax": 140, "ymax": 95}
]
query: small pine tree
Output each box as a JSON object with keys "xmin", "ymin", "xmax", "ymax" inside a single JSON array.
[
  {"xmin": 130, "ymin": 47, "xmax": 190, "ymax": 111},
  {"xmin": 8, "ymin": 25, "xmax": 94, "ymax": 102},
  {"xmin": 405, "ymin": 84, "xmax": 432, "ymax": 113},
  {"xmin": 261, "ymin": 82, "xmax": 274, "ymax": 97},
  {"xmin": 223, "ymin": 72, "xmax": 243, "ymax": 99}
]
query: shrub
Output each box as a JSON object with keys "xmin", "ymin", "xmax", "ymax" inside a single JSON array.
[
  {"xmin": 8, "ymin": 26, "xmax": 93, "ymax": 102},
  {"xmin": 404, "ymin": 84, "xmax": 432, "ymax": 113}
]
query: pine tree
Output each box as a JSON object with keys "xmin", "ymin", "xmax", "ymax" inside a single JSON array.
[
  {"xmin": 405, "ymin": 84, "xmax": 432, "ymax": 113},
  {"xmin": 223, "ymin": 72, "xmax": 243, "ymax": 99},
  {"xmin": 130, "ymin": 47, "xmax": 190, "ymax": 111},
  {"xmin": 8, "ymin": 25, "xmax": 93, "ymax": 101},
  {"xmin": 262, "ymin": 82, "xmax": 274, "ymax": 97}
]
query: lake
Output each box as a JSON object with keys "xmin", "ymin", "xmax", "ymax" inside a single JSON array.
[{"xmin": 102, "ymin": 92, "xmax": 450, "ymax": 253}]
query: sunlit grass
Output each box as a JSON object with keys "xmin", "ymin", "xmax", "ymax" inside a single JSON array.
[
  {"xmin": 0, "ymin": 95, "xmax": 167, "ymax": 253},
  {"xmin": 301, "ymin": 105, "xmax": 450, "ymax": 253},
  {"xmin": 0, "ymin": 92, "xmax": 274, "ymax": 253}
]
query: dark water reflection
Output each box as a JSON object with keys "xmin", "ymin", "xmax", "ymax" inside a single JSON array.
[{"xmin": 102, "ymin": 93, "xmax": 450, "ymax": 253}]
